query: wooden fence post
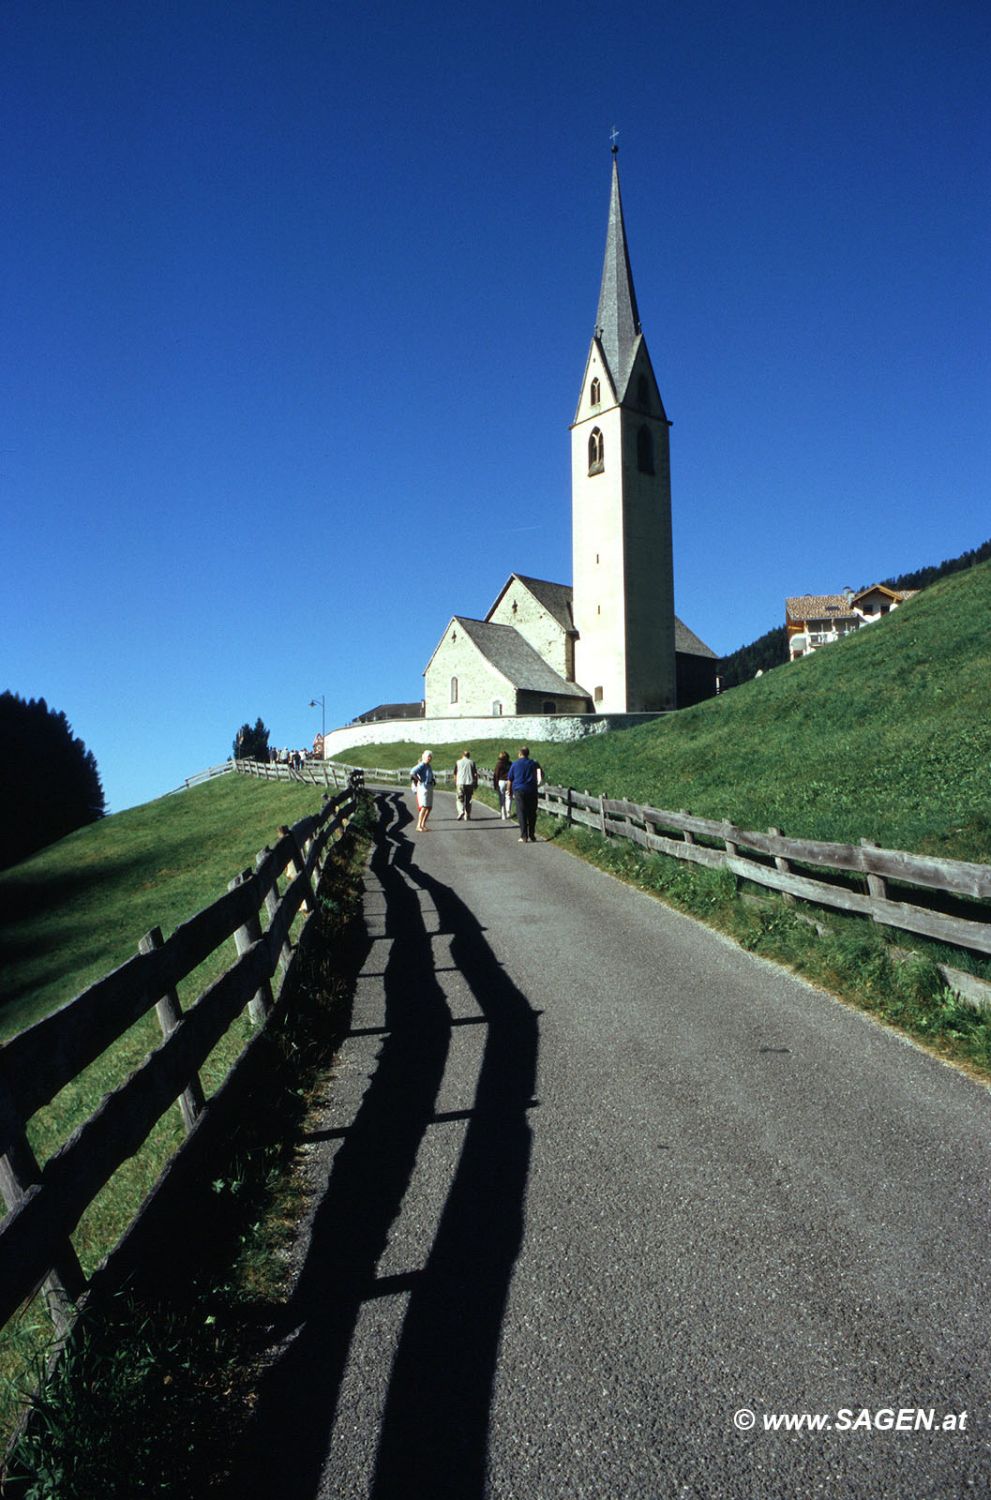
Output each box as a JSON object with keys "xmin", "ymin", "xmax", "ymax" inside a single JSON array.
[
  {"xmin": 279, "ymin": 825, "xmax": 316, "ymax": 915},
  {"xmin": 138, "ymin": 927, "xmax": 207, "ymax": 1131},
  {"xmin": 768, "ymin": 827, "xmax": 796, "ymax": 905},
  {"xmin": 0, "ymin": 1090, "xmax": 85, "ymax": 1336},
  {"xmin": 600, "ymin": 794, "xmax": 608, "ymax": 836},
  {"xmin": 679, "ymin": 810, "xmax": 695, "ymax": 847},
  {"xmin": 566, "ymin": 786, "xmax": 574, "ymax": 827},
  {"xmin": 861, "ymin": 839, "xmax": 888, "ymax": 905},
  {"xmin": 229, "ymin": 869, "xmax": 276, "ymax": 1022},
  {"xmin": 256, "ymin": 848, "xmax": 294, "ymax": 977}
]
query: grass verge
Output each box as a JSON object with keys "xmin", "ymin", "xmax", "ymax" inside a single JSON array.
[
  {"xmin": 1, "ymin": 796, "xmax": 376, "ymax": 1496},
  {"xmin": 0, "ymin": 776, "xmax": 356, "ymax": 1457},
  {"xmin": 539, "ymin": 813, "xmax": 991, "ymax": 1082}
]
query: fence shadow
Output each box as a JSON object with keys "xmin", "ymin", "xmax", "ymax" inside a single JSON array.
[{"xmin": 225, "ymin": 792, "xmax": 539, "ymax": 1499}]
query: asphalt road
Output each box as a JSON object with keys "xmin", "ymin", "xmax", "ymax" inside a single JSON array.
[{"xmin": 231, "ymin": 789, "xmax": 991, "ymax": 1499}]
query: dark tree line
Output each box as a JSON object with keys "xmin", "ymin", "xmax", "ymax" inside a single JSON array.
[
  {"xmin": 717, "ymin": 626, "xmax": 788, "ymax": 690},
  {"xmin": 876, "ymin": 535, "xmax": 991, "ymax": 594},
  {"xmin": 232, "ymin": 718, "xmax": 270, "ymax": 762},
  {"xmin": 717, "ymin": 534, "xmax": 991, "ymax": 693},
  {"xmin": 0, "ymin": 692, "xmax": 106, "ymax": 869}
]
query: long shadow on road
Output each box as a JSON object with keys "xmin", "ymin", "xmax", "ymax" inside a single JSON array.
[{"xmin": 227, "ymin": 792, "xmax": 539, "ymax": 1499}]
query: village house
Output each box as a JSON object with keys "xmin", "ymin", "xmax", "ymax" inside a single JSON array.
[{"xmin": 786, "ymin": 585, "xmax": 917, "ymax": 661}]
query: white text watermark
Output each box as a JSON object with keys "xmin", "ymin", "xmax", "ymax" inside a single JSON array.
[{"xmin": 733, "ymin": 1407, "xmax": 969, "ymax": 1434}]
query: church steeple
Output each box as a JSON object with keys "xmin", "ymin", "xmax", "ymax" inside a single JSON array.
[
  {"xmin": 594, "ymin": 154, "xmax": 642, "ymax": 399},
  {"xmin": 571, "ymin": 151, "xmax": 676, "ymax": 715}
]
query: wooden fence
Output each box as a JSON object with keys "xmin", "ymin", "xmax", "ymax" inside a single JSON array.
[
  {"xmin": 0, "ymin": 783, "xmax": 358, "ymax": 1340},
  {"xmin": 536, "ymin": 784, "xmax": 991, "ymax": 962}
]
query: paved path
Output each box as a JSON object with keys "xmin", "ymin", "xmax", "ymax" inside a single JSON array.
[{"xmin": 233, "ymin": 790, "xmax": 991, "ymax": 1499}]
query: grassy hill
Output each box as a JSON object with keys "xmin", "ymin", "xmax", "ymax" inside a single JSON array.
[
  {"xmin": 338, "ymin": 558, "xmax": 991, "ymax": 863},
  {"xmin": 0, "ymin": 775, "xmax": 329, "ymax": 1042}
]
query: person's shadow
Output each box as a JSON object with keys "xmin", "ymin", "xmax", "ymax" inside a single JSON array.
[{"xmin": 225, "ymin": 792, "xmax": 539, "ymax": 1499}]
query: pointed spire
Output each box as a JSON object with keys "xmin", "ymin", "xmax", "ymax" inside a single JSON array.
[{"xmin": 594, "ymin": 154, "xmax": 642, "ymax": 397}]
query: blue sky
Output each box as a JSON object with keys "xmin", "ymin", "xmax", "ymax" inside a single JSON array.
[{"xmin": 4, "ymin": 0, "xmax": 988, "ymax": 812}]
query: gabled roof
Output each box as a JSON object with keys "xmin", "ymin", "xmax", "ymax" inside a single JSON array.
[
  {"xmin": 489, "ymin": 574, "xmax": 713, "ymax": 659},
  {"xmin": 452, "ymin": 617, "xmax": 587, "ymax": 697},
  {"xmin": 595, "ymin": 156, "xmax": 642, "ymax": 398},
  {"xmin": 486, "ymin": 574, "xmax": 576, "ymax": 633},
  {"xmin": 786, "ymin": 594, "xmax": 858, "ymax": 623},
  {"xmin": 674, "ymin": 619, "xmax": 717, "ymax": 658},
  {"xmin": 787, "ymin": 585, "xmax": 917, "ymax": 622}
]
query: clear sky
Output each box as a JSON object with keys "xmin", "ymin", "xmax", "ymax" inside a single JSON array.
[{"xmin": 4, "ymin": 0, "xmax": 988, "ymax": 812}]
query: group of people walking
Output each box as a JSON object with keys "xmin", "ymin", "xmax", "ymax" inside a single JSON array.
[{"xmin": 409, "ymin": 747, "xmax": 543, "ymax": 843}]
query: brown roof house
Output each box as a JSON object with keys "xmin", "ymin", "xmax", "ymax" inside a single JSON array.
[{"xmin": 786, "ymin": 585, "xmax": 917, "ymax": 662}]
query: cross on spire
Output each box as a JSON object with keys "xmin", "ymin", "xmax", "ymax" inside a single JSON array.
[{"xmin": 609, "ymin": 125, "xmax": 620, "ymax": 154}]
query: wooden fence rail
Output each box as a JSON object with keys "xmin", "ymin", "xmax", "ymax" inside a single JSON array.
[
  {"xmin": 536, "ymin": 783, "xmax": 991, "ymax": 959},
  {"xmin": 0, "ymin": 784, "xmax": 357, "ymax": 1338}
]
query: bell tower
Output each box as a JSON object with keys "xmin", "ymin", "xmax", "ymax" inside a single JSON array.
[{"xmin": 571, "ymin": 152, "xmax": 676, "ymax": 712}]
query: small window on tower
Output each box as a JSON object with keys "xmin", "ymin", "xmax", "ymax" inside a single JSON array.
[
  {"xmin": 590, "ymin": 377, "xmax": 601, "ymax": 405},
  {"xmin": 511, "ymin": 599, "xmax": 518, "ymax": 615},
  {"xmin": 637, "ymin": 424, "xmax": 654, "ymax": 474},
  {"xmin": 588, "ymin": 427, "xmax": 604, "ymax": 475},
  {"xmin": 594, "ymin": 686, "xmax": 604, "ymax": 703},
  {"xmin": 450, "ymin": 677, "xmax": 459, "ymax": 704}
]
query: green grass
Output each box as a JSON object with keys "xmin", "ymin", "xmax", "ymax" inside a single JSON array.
[
  {"xmin": 543, "ymin": 817, "xmax": 991, "ymax": 1079},
  {"xmin": 337, "ymin": 563, "xmax": 991, "ymax": 1060},
  {"xmin": 2, "ymin": 810, "xmax": 375, "ymax": 1496},
  {"xmin": 0, "ymin": 774, "xmax": 345, "ymax": 1445},
  {"xmin": 337, "ymin": 559, "xmax": 991, "ymax": 861},
  {"xmin": 0, "ymin": 775, "xmax": 327, "ymax": 1041}
]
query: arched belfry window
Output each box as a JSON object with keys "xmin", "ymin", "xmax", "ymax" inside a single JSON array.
[
  {"xmin": 590, "ymin": 377, "xmax": 600, "ymax": 406},
  {"xmin": 450, "ymin": 676, "xmax": 459, "ymax": 704},
  {"xmin": 637, "ymin": 424, "xmax": 654, "ymax": 475},
  {"xmin": 588, "ymin": 427, "xmax": 604, "ymax": 475}
]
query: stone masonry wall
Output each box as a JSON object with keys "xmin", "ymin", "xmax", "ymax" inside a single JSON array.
[{"xmin": 424, "ymin": 625, "xmax": 512, "ymax": 718}]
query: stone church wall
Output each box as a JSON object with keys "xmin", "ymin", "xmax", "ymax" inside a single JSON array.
[
  {"xmin": 487, "ymin": 580, "xmax": 574, "ymax": 680},
  {"xmin": 424, "ymin": 627, "xmax": 512, "ymax": 717}
]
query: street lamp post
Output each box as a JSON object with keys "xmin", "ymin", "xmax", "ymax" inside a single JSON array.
[{"xmin": 309, "ymin": 696, "xmax": 326, "ymax": 754}]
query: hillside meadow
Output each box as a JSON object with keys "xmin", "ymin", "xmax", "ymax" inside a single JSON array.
[
  {"xmin": 337, "ymin": 558, "xmax": 991, "ymax": 864},
  {"xmin": 0, "ymin": 776, "xmax": 334, "ymax": 1277}
]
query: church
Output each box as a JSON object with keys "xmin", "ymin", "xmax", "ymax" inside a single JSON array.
[{"xmin": 421, "ymin": 151, "xmax": 716, "ymax": 722}]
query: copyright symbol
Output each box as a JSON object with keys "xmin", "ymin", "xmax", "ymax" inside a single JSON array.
[{"xmin": 734, "ymin": 1408, "xmax": 756, "ymax": 1431}]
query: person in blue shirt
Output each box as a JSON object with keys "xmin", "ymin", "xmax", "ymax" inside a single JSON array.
[
  {"xmin": 505, "ymin": 746, "xmax": 542, "ymax": 843},
  {"xmin": 410, "ymin": 750, "xmax": 435, "ymax": 832}
]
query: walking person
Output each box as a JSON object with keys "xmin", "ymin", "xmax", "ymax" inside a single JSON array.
[
  {"xmin": 410, "ymin": 751, "xmax": 436, "ymax": 832},
  {"xmin": 455, "ymin": 748, "xmax": 478, "ymax": 820},
  {"xmin": 493, "ymin": 750, "xmax": 511, "ymax": 819},
  {"xmin": 506, "ymin": 745, "xmax": 543, "ymax": 844}
]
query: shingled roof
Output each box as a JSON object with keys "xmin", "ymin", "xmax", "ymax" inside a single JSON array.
[
  {"xmin": 453, "ymin": 617, "xmax": 587, "ymax": 698},
  {"xmin": 489, "ymin": 575, "xmax": 576, "ymax": 633},
  {"xmin": 595, "ymin": 156, "xmax": 642, "ymax": 398},
  {"xmin": 786, "ymin": 594, "xmax": 858, "ymax": 623},
  {"xmin": 786, "ymin": 586, "xmax": 916, "ymax": 623},
  {"xmin": 674, "ymin": 619, "xmax": 717, "ymax": 658}
]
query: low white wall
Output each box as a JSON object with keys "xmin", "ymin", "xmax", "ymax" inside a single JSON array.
[{"xmin": 322, "ymin": 712, "xmax": 665, "ymax": 759}]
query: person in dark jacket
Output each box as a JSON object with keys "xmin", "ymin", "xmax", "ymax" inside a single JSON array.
[
  {"xmin": 493, "ymin": 750, "xmax": 511, "ymax": 819},
  {"xmin": 506, "ymin": 746, "xmax": 542, "ymax": 843}
]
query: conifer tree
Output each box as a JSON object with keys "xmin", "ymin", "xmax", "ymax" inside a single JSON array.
[
  {"xmin": 232, "ymin": 718, "xmax": 270, "ymax": 762},
  {"xmin": 0, "ymin": 692, "xmax": 106, "ymax": 868}
]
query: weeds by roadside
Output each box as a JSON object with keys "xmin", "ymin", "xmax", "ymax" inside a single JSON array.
[
  {"xmin": 543, "ymin": 816, "xmax": 991, "ymax": 1082},
  {"xmin": 1, "ymin": 797, "xmax": 376, "ymax": 1498}
]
